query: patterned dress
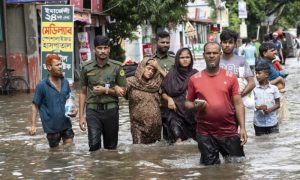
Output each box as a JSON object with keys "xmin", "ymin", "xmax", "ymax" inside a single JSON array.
[{"xmin": 126, "ymin": 58, "xmax": 163, "ymax": 144}]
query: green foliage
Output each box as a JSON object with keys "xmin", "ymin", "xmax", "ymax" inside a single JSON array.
[
  {"xmin": 104, "ymin": 0, "xmax": 190, "ymax": 45},
  {"xmin": 206, "ymin": 0, "xmax": 299, "ymax": 39},
  {"xmin": 109, "ymin": 44, "xmax": 126, "ymax": 63}
]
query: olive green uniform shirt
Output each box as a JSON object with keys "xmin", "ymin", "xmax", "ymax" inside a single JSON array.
[
  {"xmin": 80, "ymin": 59, "xmax": 126, "ymax": 104},
  {"xmin": 152, "ymin": 52, "xmax": 175, "ymax": 72}
]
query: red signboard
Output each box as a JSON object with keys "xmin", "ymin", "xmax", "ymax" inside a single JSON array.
[
  {"xmin": 91, "ymin": 0, "xmax": 103, "ymax": 13},
  {"xmin": 70, "ymin": 0, "xmax": 83, "ymax": 10}
]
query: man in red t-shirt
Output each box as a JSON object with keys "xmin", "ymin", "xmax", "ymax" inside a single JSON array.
[{"xmin": 185, "ymin": 42, "xmax": 247, "ymax": 165}]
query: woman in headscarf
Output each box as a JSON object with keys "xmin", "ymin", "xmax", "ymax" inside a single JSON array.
[
  {"xmin": 125, "ymin": 58, "xmax": 163, "ymax": 144},
  {"xmin": 161, "ymin": 48, "xmax": 198, "ymax": 144}
]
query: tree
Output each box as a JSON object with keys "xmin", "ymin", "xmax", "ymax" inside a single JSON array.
[
  {"xmin": 206, "ymin": 0, "xmax": 299, "ymax": 40},
  {"xmin": 104, "ymin": 0, "xmax": 190, "ymax": 61}
]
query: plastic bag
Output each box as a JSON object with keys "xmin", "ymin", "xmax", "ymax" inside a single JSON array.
[{"xmin": 238, "ymin": 78, "xmax": 255, "ymax": 109}]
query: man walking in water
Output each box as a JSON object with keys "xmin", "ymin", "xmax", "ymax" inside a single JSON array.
[
  {"xmin": 185, "ymin": 42, "xmax": 247, "ymax": 165},
  {"xmin": 29, "ymin": 54, "xmax": 77, "ymax": 148}
]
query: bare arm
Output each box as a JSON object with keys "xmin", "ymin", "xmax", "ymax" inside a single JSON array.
[
  {"xmin": 79, "ymin": 86, "xmax": 87, "ymax": 131},
  {"xmin": 233, "ymin": 94, "xmax": 247, "ymax": 145},
  {"xmin": 162, "ymin": 93, "xmax": 176, "ymax": 111},
  {"xmin": 29, "ymin": 103, "xmax": 38, "ymax": 135},
  {"xmin": 241, "ymin": 76, "xmax": 255, "ymax": 97},
  {"xmin": 265, "ymin": 98, "xmax": 280, "ymax": 113}
]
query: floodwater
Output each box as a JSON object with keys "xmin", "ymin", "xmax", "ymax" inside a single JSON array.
[{"xmin": 0, "ymin": 58, "xmax": 300, "ymax": 179}]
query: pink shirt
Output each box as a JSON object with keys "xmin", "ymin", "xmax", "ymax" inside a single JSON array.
[{"xmin": 187, "ymin": 69, "xmax": 240, "ymax": 138}]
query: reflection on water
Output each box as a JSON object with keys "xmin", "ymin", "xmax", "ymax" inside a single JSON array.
[{"xmin": 0, "ymin": 58, "xmax": 300, "ymax": 179}]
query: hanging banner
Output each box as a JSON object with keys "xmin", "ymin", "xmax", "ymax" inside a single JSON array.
[
  {"xmin": 238, "ymin": 1, "xmax": 248, "ymax": 19},
  {"xmin": 91, "ymin": 0, "xmax": 103, "ymax": 14},
  {"xmin": 41, "ymin": 5, "xmax": 74, "ymax": 81},
  {"xmin": 70, "ymin": 0, "xmax": 83, "ymax": 10},
  {"xmin": 78, "ymin": 32, "xmax": 91, "ymax": 62}
]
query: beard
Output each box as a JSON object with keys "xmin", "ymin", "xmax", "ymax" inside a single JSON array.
[{"xmin": 207, "ymin": 62, "xmax": 218, "ymax": 69}]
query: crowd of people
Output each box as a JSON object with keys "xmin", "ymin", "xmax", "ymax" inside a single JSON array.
[{"xmin": 28, "ymin": 29, "xmax": 292, "ymax": 166}]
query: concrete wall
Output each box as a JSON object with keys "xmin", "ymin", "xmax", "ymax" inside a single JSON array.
[
  {"xmin": 4, "ymin": 4, "xmax": 39, "ymax": 90},
  {"xmin": 24, "ymin": 4, "xmax": 40, "ymax": 90}
]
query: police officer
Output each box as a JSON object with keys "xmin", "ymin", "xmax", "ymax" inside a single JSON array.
[
  {"xmin": 151, "ymin": 30, "xmax": 175, "ymax": 76},
  {"xmin": 79, "ymin": 35, "xmax": 126, "ymax": 151}
]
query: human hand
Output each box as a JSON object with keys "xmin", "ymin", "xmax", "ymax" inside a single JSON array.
[
  {"xmin": 256, "ymin": 104, "xmax": 267, "ymax": 111},
  {"xmin": 79, "ymin": 117, "xmax": 87, "ymax": 131},
  {"xmin": 239, "ymin": 128, "xmax": 247, "ymax": 145},
  {"xmin": 29, "ymin": 125, "xmax": 36, "ymax": 136},
  {"xmin": 194, "ymin": 99, "xmax": 206, "ymax": 112},
  {"xmin": 167, "ymin": 97, "xmax": 176, "ymax": 111},
  {"xmin": 93, "ymin": 85, "xmax": 105, "ymax": 95},
  {"xmin": 115, "ymin": 85, "xmax": 125, "ymax": 97},
  {"xmin": 147, "ymin": 59, "xmax": 160, "ymax": 69},
  {"xmin": 68, "ymin": 108, "xmax": 78, "ymax": 118}
]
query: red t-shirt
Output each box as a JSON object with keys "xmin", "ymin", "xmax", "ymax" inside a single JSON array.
[{"xmin": 187, "ymin": 69, "xmax": 240, "ymax": 138}]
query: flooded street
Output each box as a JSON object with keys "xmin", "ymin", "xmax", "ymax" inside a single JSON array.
[{"xmin": 1, "ymin": 57, "xmax": 300, "ymax": 179}]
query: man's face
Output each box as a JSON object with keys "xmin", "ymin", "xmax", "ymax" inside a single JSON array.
[
  {"xmin": 221, "ymin": 39, "xmax": 235, "ymax": 55},
  {"xmin": 156, "ymin": 37, "xmax": 170, "ymax": 54},
  {"xmin": 272, "ymin": 34, "xmax": 278, "ymax": 40},
  {"xmin": 94, "ymin": 45, "xmax": 110, "ymax": 60},
  {"xmin": 48, "ymin": 59, "xmax": 63, "ymax": 77},
  {"xmin": 264, "ymin": 48, "xmax": 276, "ymax": 60},
  {"xmin": 203, "ymin": 44, "xmax": 221, "ymax": 69}
]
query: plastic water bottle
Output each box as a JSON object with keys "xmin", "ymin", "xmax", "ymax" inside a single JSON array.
[{"xmin": 65, "ymin": 92, "xmax": 75, "ymax": 117}]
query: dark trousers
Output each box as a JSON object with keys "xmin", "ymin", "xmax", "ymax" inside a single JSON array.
[
  {"xmin": 86, "ymin": 108, "xmax": 119, "ymax": 151},
  {"xmin": 196, "ymin": 134, "xmax": 245, "ymax": 165},
  {"xmin": 254, "ymin": 123, "xmax": 279, "ymax": 136}
]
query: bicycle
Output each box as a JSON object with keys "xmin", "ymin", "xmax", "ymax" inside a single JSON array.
[{"xmin": 0, "ymin": 68, "xmax": 30, "ymax": 95}]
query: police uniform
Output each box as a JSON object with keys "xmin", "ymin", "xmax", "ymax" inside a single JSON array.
[
  {"xmin": 80, "ymin": 59, "xmax": 126, "ymax": 151},
  {"xmin": 152, "ymin": 51, "xmax": 175, "ymax": 73},
  {"xmin": 152, "ymin": 52, "xmax": 176, "ymax": 142}
]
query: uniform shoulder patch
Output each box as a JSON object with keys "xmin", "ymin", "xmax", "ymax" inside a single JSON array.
[{"xmin": 119, "ymin": 69, "xmax": 125, "ymax": 76}]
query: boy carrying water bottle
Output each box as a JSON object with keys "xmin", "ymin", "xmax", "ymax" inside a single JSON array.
[{"xmin": 29, "ymin": 54, "xmax": 78, "ymax": 148}]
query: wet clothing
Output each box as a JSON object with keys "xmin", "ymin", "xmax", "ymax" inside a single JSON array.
[
  {"xmin": 86, "ymin": 108, "xmax": 119, "ymax": 150},
  {"xmin": 187, "ymin": 69, "xmax": 240, "ymax": 138},
  {"xmin": 80, "ymin": 59, "xmax": 126, "ymax": 151},
  {"xmin": 253, "ymin": 83, "xmax": 280, "ymax": 127},
  {"xmin": 152, "ymin": 52, "xmax": 175, "ymax": 141},
  {"xmin": 126, "ymin": 58, "xmax": 163, "ymax": 144},
  {"xmin": 220, "ymin": 54, "xmax": 253, "ymax": 78},
  {"xmin": 254, "ymin": 123, "xmax": 279, "ymax": 136},
  {"xmin": 196, "ymin": 134, "xmax": 245, "ymax": 165},
  {"xmin": 161, "ymin": 48, "xmax": 198, "ymax": 143},
  {"xmin": 46, "ymin": 128, "xmax": 74, "ymax": 148},
  {"xmin": 33, "ymin": 77, "xmax": 72, "ymax": 134}
]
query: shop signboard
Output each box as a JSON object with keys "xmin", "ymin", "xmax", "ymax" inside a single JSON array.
[
  {"xmin": 41, "ymin": 5, "xmax": 74, "ymax": 81},
  {"xmin": 6, "ymin": 0, "xmax": 43, "ymax": 3}
]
